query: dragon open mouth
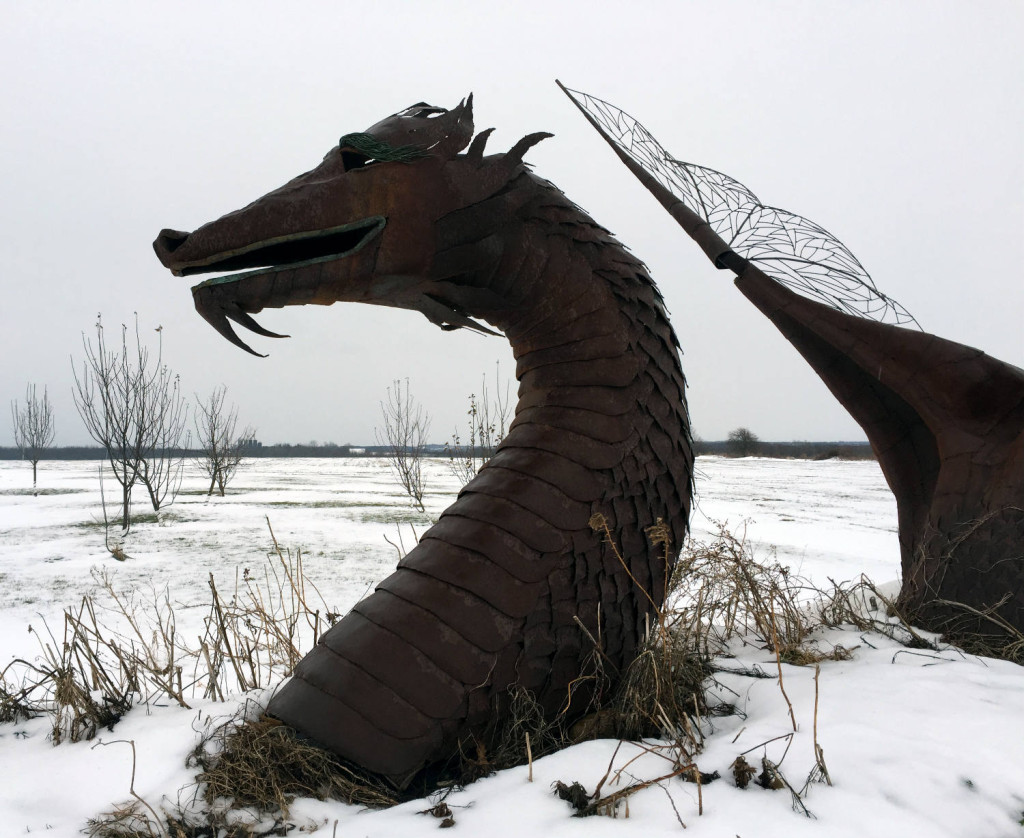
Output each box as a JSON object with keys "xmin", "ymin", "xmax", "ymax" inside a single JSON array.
[{"xmin": 179, "ymin": 216, "xmax": 386, "ymax": 282}]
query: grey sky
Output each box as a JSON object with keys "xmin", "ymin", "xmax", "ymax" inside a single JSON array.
[{"xmin": 2, "ymin": 1, "xmax": 1021, "ymax": 447}]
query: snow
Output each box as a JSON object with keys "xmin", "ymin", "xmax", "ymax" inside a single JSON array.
[{"xmin": 1, "ymin": 456, "xmax": 1023, "ymax": 837}]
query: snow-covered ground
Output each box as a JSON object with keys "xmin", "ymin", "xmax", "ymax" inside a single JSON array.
[{"xmin": 1, "ymin": 456, "xmax": 1022, "ymax": 836}]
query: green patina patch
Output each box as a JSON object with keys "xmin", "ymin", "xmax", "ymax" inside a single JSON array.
[{"xmin": 339, "ymin": 132, "xmax": 428, "ymax": 163}]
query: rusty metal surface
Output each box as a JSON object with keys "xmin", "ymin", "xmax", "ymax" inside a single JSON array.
[
  {"xmin": 734, "ymin": 267, "xmax": 1024, "ymax": 638},
  {"xmin": 154, "ymin": 97, "xmax": 694, "ymax": 786},
  {"xmin": 565, "ymin": 84, "xmax": 1024, "ymax": 642}
]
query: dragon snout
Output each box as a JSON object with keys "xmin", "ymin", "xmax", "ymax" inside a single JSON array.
[{"xmin": 153, "ymin": 229, "xmax": 191, "ymax": 271}]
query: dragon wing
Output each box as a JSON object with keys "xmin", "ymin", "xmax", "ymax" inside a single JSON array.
[{"xmin": 557, "ymin": 82, "xmax": 918, "ymax": 327}]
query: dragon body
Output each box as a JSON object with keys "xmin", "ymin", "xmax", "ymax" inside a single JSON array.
[{"xmin": 154, "ymin": 98, "xmax": 693, "ymax": 786}]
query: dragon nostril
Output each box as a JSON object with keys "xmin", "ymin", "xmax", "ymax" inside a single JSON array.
[{"xmin": 156, "ymin": 229, "xmax": 190, "ymax": 254}]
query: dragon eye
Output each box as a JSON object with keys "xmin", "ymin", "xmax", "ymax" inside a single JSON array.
[
  {"xmin": 340, "ymin": 149, "xmax": 373, "ymax": 172},
  {"xmin": 338, "ymin": 132, "xmax": 384, "ymax": 171}
]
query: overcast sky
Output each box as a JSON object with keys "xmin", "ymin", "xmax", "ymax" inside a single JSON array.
[{"xmin": 2, "ymin": 1, "xmax": 1021, "ymax": 447}]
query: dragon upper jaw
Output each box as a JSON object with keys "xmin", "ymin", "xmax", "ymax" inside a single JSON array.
[{"xmin": 154, "ymin": 215, "xmax": 387, "ymax": 280}]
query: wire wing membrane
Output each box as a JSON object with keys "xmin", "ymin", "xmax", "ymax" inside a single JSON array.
[{"xmin": 560, "ymin": 85, "xmax": 918, "ymax": 327}]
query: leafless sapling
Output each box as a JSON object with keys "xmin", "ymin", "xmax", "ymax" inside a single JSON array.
[
  {"xmin": 445, "ymin": 363, "xmax": 511, "ymax": 487},
  {"xmin": 376, "ymin": 378, "xmax": 431, "ymax": 512},
  {"xmin": 10, "ymin": 383, "xmax": 56, "ymax": 489},
  {"xmin": 194, "ymin": 385, "xmax": 254, "ymax": 496},
  {"xmin": 138, "ymin": 338, "xmax": 189, "ymax": 514}
]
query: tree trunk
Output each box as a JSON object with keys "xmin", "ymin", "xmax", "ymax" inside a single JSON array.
[
  {"xmin": 121, "ymin": 482, "xmax": 131, "ymax": 531},
  {"xmin": 143, "ymin": 480, "xmax": 161, "ymax": 511}
]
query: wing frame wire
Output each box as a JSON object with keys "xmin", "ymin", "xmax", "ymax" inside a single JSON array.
[{"xmin": 561, "ymin": 85, "xmax": 919, "ymax": 328}]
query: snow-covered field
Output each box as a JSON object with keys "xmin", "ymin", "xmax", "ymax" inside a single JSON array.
[{"xmin": 1, "ymin": 456, "xmax": 1022, "ymax": 836}]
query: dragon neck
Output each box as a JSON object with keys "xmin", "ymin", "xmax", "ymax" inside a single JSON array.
[{"xmin": 434, "ymin": 168, "xmax": 694, "ymax": 576}]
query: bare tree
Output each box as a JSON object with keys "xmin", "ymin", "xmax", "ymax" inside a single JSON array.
[
  {"xmin": 72, "ymin": 316, "xmax": 187, "ymax": 531},
  {"xmin": 11, "ymin": 383, "xmax": 56, "ymax": 489},
  {"xmin": 726, "ymin": 427, "xmax": 761, "ymax": 458},
  {"xmin": 445, "ymin": 364, "xmax": 512, "ymax": 487},
  {"xmin": 138, "ymin": 361, "xmax": 189, "ymax": 514},
  {"xmin": 194, "ymin": 386, "xmax": 253, "ymax": 496},
  {"xmin": 376, "ymin": 378, "xmax": 431, "ymax": 511}
]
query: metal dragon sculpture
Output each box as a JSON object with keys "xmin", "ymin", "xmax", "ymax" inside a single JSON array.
[
  {"xmin": 154, "ymin": 97, "xmax": 693, "ymax": 786},
  {"xmin": 559, "ymin": 82, "xmax": 1024, "ymax": 644}
]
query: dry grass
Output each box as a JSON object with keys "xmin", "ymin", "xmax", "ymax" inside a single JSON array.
[
  {"xmin": 85, "ymin": 803, "xmax": 160, "ymax": 838},
  {"xmin": 0, "ymin": 518, "xmax": 338, "ymax": 744},
  {"xmin": 85, "ymin": 700, "xmax": 397, "ymax": 838},
  {"xmin": 453, "ymin": 519, "xmax": 875, "ymax": 823},
  {"xmin": 24, "ymin": 516, "xmax": 1021, "ymax": 834},
  {"xmin": 931, "ymin": 595, "xmax": 1024, "ymax": 664},
  {"xmin": 191, "ymin": 704, "xmax": 397, "ymax": 815},
  {"xmin": 544, "ymin": 520, "xmax": 884, "ymax": 823},
  {"xmin": 668, "ymin": 523, "xmax": 812, "ymax": 658}
]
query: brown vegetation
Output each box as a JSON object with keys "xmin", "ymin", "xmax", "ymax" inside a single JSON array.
[{"xmin": 11, "ymin": 519, "xmax": 1012, "ymax": 836}]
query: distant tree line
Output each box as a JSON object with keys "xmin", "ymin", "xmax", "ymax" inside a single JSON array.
[
  {"xmin": 0, "ymin": 440, "xmax": 875, "ymax": 462},
  {"xmin": 694, "ymin": 438, "xmax": 875, "ymax": 460},
  {"xmin": 0, "ymin": 443, "xmax": 353, "ymax": 460}
]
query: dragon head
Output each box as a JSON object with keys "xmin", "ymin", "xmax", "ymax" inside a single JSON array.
[{"xmin": 154, "ymin": 96, "xmax": 549, "ymax": 355}]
